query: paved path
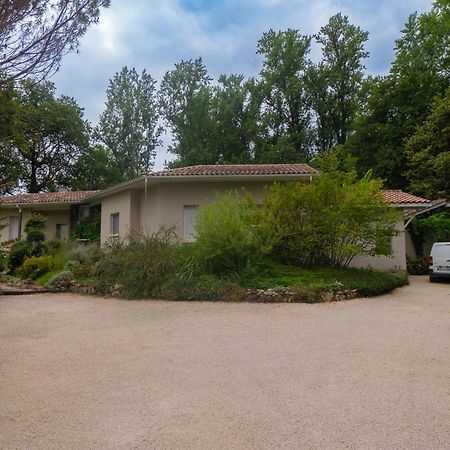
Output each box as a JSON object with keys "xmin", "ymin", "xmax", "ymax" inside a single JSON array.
[{"xmin": 1, "ymin": 276, "xmax": 449, "ymax": 449}]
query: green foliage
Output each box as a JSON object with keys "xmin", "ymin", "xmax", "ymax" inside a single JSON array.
[
  {"xmin": 24, "ymin": 213, "xmax": 46, "ymax": 244},
  {"xmin": 96, "ymin": 229, "xmax": 179, "ymax": 299},
  {"xmin": 406, "ymin": 88, "xmax": 450, "ymax": 199},
  {"xmin": 239, "ymin": 261, "xmax": 408, "ymax": 297},
  {"xmin": 24, "ymin": 214, "xmax": 45, "ymax": 233},
  {"xmin": 308, "ymin": 13, "xmax": 369, "ymax": 150},
  {"xmin": 70, "ymin": 214, "xmax": 101, "ymax": 242},
  {"xmin": 71, "ymin": 263, "xmax": 96, "ymax": 280},
  {"xmin": 16, "ymin": 255, "xmax": 58, "ymax": 280},
  {"xmin": 4, "ymin": 80, "xmax": 89, "ymax": 192},
  {"xmin": 69, "ymin": 145, "xmax": 123, "ymax": 190},
  {"xmin": 347, "ymin": 2, "xmax": 450, "ymax": 189},
  {"xmin": 159, "ymin": 58, "xmax": 216, "ymax": 166},
  {"xmin": 0, "ymin": 248, "xmax": 7, "ymax": 272},
  {"xmin": 159, "ymin": 274, "xmax": 245, "ymax": 302},
  {"xmin": 8, "ymin": 240, "xmax": 34, "ymax": 271},
  {"xmin": 194, "ymin": 193, "xmax": 273, "ymax": 274},
  {"xmin": 44, "ymin": 271, "xmax": 73, "ymax": 289},
  {"xmin": 262, "ymin": 162, "xmax": 398, "ymax": 268},
  {"xmin": 256, "ymin": 29, "xmax": 312, "ymax": 161},
  {"xmin": 408, "ymin": 212, "xmax": 450, "ymax": 257},
  {"xmin": 97, "ymin": 67, "xmax": 162, "ymax": 180},
  {"xmin": 67, "ymin": 243, "xmax": 103, "ymax": 266}
]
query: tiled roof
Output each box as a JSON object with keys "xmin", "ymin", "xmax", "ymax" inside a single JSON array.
[
  {"xmin": 0, "ymin": 190, "xmax": 98, "ymax": 205},
  {"xmin": 151, "ymin": 164, "xmax": 318, "ymax": 177},
  {"xmin": 381, "ymin": 190, "xmax": 430, "ymax": 204}
]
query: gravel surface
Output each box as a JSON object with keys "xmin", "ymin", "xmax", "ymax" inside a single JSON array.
[{"xmin": 1, "ymin": 276, "xmax": 449, "ymax": 449}]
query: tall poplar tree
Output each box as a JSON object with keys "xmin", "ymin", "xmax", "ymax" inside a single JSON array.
[{"xmin": 97, "ymin": 67, "xmax": 162, "ymax": 180}]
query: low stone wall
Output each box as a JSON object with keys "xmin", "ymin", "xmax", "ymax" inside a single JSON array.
[
  {"xmin": 246, "ymin": 288, "xmax": 359, "ymax": 303},
  {"xmin": 48, "ymin": 278, "xmax": 360, "ymax": 303}
]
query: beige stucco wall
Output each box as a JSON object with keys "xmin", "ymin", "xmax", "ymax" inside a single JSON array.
[
  {"xmin": 405, "ymin": 230, "xmax": 417, "ymax": 260},
  {"xmin": 101, "ymin": 190, "xmax": 142, "ymax": 246},
  {"xmin": 139, "ymin": 180, "xmax": 272, "ymax": 239},
  {"xmin": 0, "ymin": 207, "xmax": 70, "ymax": 243},
  {"xmin": 99, "ymin": 180, "xmax": 410, "ymax": 272},
  {"xmin": 349, "ymin": 219, "xmax": 407, "ymax": 271}
]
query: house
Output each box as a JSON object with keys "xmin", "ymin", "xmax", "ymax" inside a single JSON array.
[
  {"xmin": 0, "ymin": 189, "xmax": 98, "ymax": 242},
  {"xmin": 0, "ymin": 164, "xmax": 438, "ymax": 271}
]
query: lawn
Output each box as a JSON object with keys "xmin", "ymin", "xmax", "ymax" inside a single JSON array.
[{"xmin": 236, "ymin": 261, "xmax": 408, "ymax": 297}]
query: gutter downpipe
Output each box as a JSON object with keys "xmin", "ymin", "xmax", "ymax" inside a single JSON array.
[
  {"xmin": 144, "ymin": 176, "xmax": 148, "ymax": 230},
  {"xmin": 16, "ymin": 204, "xmax": 22, "ymax": 238}
]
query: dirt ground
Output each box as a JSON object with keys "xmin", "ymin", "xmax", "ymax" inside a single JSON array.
[{"xmin": 1, "ymin": 276, "xmax": 449, "ymax": 449}]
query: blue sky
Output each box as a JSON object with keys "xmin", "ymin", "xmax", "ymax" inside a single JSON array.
[{"xmin": 53, "ymin": 0, "xmax": 433, "ymax": 167}]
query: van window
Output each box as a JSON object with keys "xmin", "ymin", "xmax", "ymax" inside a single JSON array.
[{"xmin": 432, "ymin": 244, "xmax": 450, "ymax": 257}]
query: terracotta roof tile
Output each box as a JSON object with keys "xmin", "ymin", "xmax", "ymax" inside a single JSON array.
[
  {"xmin": 381, "ymin": 190, "xmax": 430, "ymax": 204},
  {"xmin": 151, "ymin": 164, "xmax": 318, "ymax": 177},
  {"xmin": 0, "ymin": 190, "xmax": 98, "ymax": 205}
]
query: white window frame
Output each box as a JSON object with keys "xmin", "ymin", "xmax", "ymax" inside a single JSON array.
[
  {"xmin": 110, "ymin": 213, "xmax": 120, "ymax": 237},
  {"xmin": 8, "ymin": 216, "xmax": 20, "ymax": 240},
  {"xmin": 55, "ymin": 224, "xmax": 69, "ymax": 240},
  {"xmin": 183, "ymin": 205, "xmax": 199, "ymax": 242}
]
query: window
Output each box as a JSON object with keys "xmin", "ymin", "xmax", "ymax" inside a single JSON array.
[
  {"xmin": 110, "ymin": 213, "xmax": 119, "ymax": 236},
  {"xmin": 9, "ymin": 216, "xmax": 19, "ymax": 240},
  {"xmin": 79, "ymin": 205, "xmax": 90, "ymax": 220},
  {"xmin": 183, "ymin": 205, "xmax": 198, "ymax": 241},
  {"xmin": 56, "ymin": 224, "xmax": 68, "ymax": 240}
]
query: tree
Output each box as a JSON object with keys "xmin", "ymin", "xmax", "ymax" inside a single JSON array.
[
  {"xmin": 256, "ymin": 29, "xmax": 313, "ymax": 162},
  {"xmin": 263, "ymin": 155, "xmax": 398, "ymax": 268},
  {"xmin": 159, "ymin": 58, "xmax": 216, "ymax": 166},
  {"xmin": 0, "ymin": 79, "xmax": 22, "ymax": 192},
  {"xmin": 210, "ymin": 74, "xmax": 260, "ymax": 163},
  {"xmin": 347, "ymin": 1, "xmax": 450, "ymax": 188},
  {"xmin": 0, "ymin": 0, "xmax": 110, "ymax": 81},
  {"xmin": 405, "ymin": 88, "xmax": 450, "ymax": 199},
  {"xmin": 4, "ymin": 79, "xmax": 89, "ymax": 192},
  {"xmin": 68, "ymin": 145, "xmax": 123, "ymax": 191},
  {"xmin": 308, "ymin": 13, "xmax": 369, "ymax": 151},
  {"xmin": 97, "ymin": 67, "xmax": 162, "ymax": 181}
]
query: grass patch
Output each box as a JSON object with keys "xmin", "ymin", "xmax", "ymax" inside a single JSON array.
[
  {"xmin": 35, "ymin": 270, "xmax": 62, "ymax": 286},
  {"xmin": 235, "ymin": 261, "xmax": 408, "ymax": 297}
]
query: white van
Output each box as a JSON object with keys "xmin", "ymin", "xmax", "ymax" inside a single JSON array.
[{"xmin": 429, "ymin": 242, "xmax": 450, "ymax": 282}]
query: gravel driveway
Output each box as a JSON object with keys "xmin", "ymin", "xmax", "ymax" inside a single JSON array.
[{"xmin": 1, "ymin": 276, "xmax": 449, "ymax": 449}]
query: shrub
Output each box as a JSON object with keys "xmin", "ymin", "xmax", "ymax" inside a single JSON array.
[
  {"xmin": 262, "ymin": 166, "xmax": 399, "ymax": 268},
  {"xmin": 45, "ymin": 271, "xmax": 73, "ymax": 290},
  {"xmin": 24, "ymin": 214, "xmax": 46, "ymax": 243},
  {"xmin": 68, "ymin": 243, "xmax": 102, "ymax": 265},
  {"xmin": 407, "ymin": 257, "xmax": 429, "ymax": 275},
  {"xmin": 45, "ymin": 239, "xmax": 64, "ymax": 255},
  {"xmin": 70, "ymin": 213, "xmax": 101, "ymax": 242},
  {"xmin": 0, "ymin": 248, "xmax": 7, "ymax": 272},
  {"xmin": 16, "ymin": 255, "xmax": 57, "ymax": 280},
  {"xmin": 194, "ymin": 192, "xmax": 273, "ymax": 275},
  {"xmin": 97, "ymin": 229, "xmax": 179, "ymax": 299},
  {"xmin": 71, "ymin": 263, "xmax": 96, "ymax": 280},
  {"xmin": 8, "ymin": 240, "xmax": 34, "ymax": 271}
]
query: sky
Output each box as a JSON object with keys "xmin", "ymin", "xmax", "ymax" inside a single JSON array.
[{"xmin": 53, "ymin": 0, "xmax": 433, "ymax": 168}]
